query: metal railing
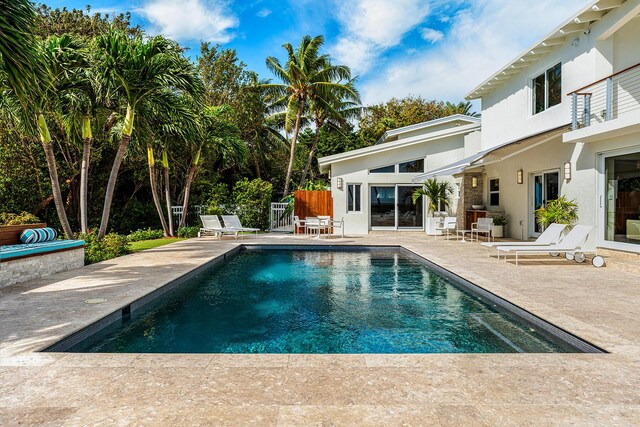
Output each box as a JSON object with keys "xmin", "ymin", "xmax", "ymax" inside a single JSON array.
[
  {"xmin": 569, "ymin": 62, "xmax": 640, "ymax": 130},
  {"xmin": 171, "ymin": 205, "xmax": 206, "ymax": 227},
  {"xmin": 270, "ymin": 202, "xmax": 293, "ymax": 232}
]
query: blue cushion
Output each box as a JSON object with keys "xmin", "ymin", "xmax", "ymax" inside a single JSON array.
[
  {"xmin": 20, "ymin": 227, "xmax": 57, "ymax": 244},
  {"xmin": 0, "ymin": 240, "xmax": 85, "ymax": 261}
]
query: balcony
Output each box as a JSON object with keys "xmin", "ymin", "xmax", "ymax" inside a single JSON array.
[{"xmin": 569, "ymin": 63, "xmax": 640, "ymax": 131}]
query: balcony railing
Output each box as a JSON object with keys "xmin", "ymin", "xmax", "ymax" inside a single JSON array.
[{"xmin": 569, "ymin": 62, "xmax": 640, "ymax": 131}]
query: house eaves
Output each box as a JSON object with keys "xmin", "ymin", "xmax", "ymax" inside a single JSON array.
[
  {"xmin": 465, "ymin": 0, "xmax": 630, "ymax": 101},
  {"xmin": 376, "ymin": 114, "xmax": 481, "ymax": 144},
  {"xmin": 318, "ymin": 120, "xmax": 481, "ymax": 174}
]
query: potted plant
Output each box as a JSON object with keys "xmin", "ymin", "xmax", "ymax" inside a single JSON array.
[
  {"xmin": 412, "ymin": 178, "xmax": 453, "ymax": 235},
  {"xmin": 492, "ymin": 215, "xmax": 509, "ymax": 238},
  {"xmin": 535, "ymin": 196, "xmax": 579, "ymax": 228}
]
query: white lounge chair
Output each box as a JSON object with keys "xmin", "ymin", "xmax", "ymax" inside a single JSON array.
[
  {"xmin": 495, "ymin": 225, "xmax": 603, "ymax": 267},
  {"xmin": 305, "ymin": 217, "xmax": 323, "ymax": 238},
  {"xmin": 199, "ymin": 215, "xmax": 239, "ymax": 239},
  {"xmin": 221, "ymin": 215, "xmax": 260, "ymax": 236},
  {"xmin": 481, "ymin": 223, "xmax": 567, "ymax": 256},
  {"xmin": 471, "ymin": 217, "xmax": 494, "ymax": 242},
  {"xmin": 436, "ymin": 216, "xmax": 457, "ymax": 240}
]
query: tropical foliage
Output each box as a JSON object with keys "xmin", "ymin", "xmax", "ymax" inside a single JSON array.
[
  {"xmin": 412, "ymin": 178, "xmax": 453, "ymax": 214},
  {"xmin": 1, "ymin": 4, "xmax": 476, "ymax": 250},
  {"xmin": 535, "ymin": 196, "xmax": 579, "ymax": 228}
]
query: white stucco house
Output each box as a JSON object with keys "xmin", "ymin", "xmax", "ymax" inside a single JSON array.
[
  {"xmin": 448, "ymin": 0, "xmax": 640, "ymax": 253},
  {"xmin": 318, "ymin": 115, "xmax": 481, "ymax": 235},
  {"xmin": 319, "ymin": 0, "xmax": 640, "ymax": 254}
]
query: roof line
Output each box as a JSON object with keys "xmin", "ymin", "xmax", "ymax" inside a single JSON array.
[
  {"xmin": 377, "ymin": 114, "xmax": 481, "ymax": 144},
  {"xmin": 465, "ymin": 0, "xmax": 610, "ymax": 100}
]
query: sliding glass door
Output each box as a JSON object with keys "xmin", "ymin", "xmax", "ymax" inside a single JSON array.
[
  {"xmin": 370, "ymin": 185, "xmax": 423, "ymax": 230},
  {"xmin": 531, "ymin": 171, "xmax": 559, "ymax": 236},
  {"xmin": 603, "ymin": 151, "xmax": 640, "ymax": 250}
]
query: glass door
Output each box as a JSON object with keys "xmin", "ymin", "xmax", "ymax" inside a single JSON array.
[
  {"xmin": 530, "ymin": 171, "xmax": 559, "ymax": 235},
  {"xmin": 370, "ymin": 186, "xmax": 396, "ymax": 228},
  {"xmin": 603, "ymin": 152, "xmax": 640, "ymax": 249},
  {"xmin": 397, "ymin": 185, "xmax": 423, "ymax": 229}
]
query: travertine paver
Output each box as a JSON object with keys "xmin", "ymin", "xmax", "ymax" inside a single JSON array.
[{"xmin": 0, "ymin": 234, "xmax": 639, "ymax": 425}]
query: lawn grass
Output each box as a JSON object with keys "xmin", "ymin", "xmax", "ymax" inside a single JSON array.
[{"xmin": 130, "ymin": 237, "xmax": 186, "ymax": 252}]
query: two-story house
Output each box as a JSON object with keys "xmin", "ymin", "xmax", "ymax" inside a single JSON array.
[{"xmin": 418, "ymin": 0, "xmax": 640, "ymax": 253}]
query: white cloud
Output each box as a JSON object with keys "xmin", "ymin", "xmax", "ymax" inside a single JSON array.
[
  {"xmin": 331, "ymin": 0, "xmax": 431, "ymax": 75},
  {"xmin": 257, "ymin": 8, "xmax": 272, "ymax": 18},
  {"xmin": 137, "ymin": 0, "xmax": 239, "ymax": 43},
  {"xmin": 360, "ymin": 0, "xmax": 586, "ymax": 105},
  {"xmin": 420, "ymin": 27, "xmax": 444, "ymax": 43}
]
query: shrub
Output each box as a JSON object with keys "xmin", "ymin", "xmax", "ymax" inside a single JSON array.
[
  {"xmin": 535, "ymin": 196, "xmax": 579, "ymax": 228},
  {"xmin": 177, "ymin": 226, "xmax": 200, "ymax": 238},
  {"xmin": 80, "ymin": 231, "xmax": 131, "ymax": 265},
  {"xmin": 0, "ymin": 211, "xmax": 41, "ymax": 226},
  {"xmin": 127, "ymin": 228, "xmax": 165, "ymax": 242},
  {"xmin": 232, "ymin": 178, "xmax": 272, "ymax": 230}
]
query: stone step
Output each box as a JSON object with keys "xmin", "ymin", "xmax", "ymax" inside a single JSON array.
[{"xmin": 470, "ymin": 313, "xmax": 558, "ymax": 353}]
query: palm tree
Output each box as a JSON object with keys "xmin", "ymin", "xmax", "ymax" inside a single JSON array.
[
  {"xmin": 299, "ymin": 78, "xmax": 361, "ymax": 186},
  {"xmin": 34, "ymin": 34, "xmax": 89, "ymax": 239},
  {"xmin": 412, "ymin": 178, "xmax": 453, "ymax": 214},
  {"xmin": 95, "ymin": 31, "xmax": 203, "ymax": 239},
  {"xmin": 261, "ymin": 35, "xmax": 352, "ymax": 195},
  {"xmin": 177, "ymin": 104, "xmax": 247, "ymax": 229},
  {"xmin": 0, "ymin": 0, "xmax": 41, "ymax": 103},
  {"xmin": 445, "ymin": 101, "xmax": 480, "ymax": 117}
]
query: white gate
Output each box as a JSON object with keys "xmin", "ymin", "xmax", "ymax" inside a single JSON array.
[
  {"xmin": 171, "ymin": 205, "xmax": 205, "ymax": 227},
  {"xmin": 270, "ymin": 202, "xmax": 293, "ymax": 232}
]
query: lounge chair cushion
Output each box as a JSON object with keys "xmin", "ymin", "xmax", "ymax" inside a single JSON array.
[
  {"xmin": 0, "ymin": 239, "xmax": 85, "ymax": 261},
  {"xmin": 20, "ymin": 227, "xmax": 58, "ymax": 244}
]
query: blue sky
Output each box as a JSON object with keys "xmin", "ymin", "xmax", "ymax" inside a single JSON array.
[{"xmin": 41, "ymin": 0, "xmax": 588, "ymax": 106}]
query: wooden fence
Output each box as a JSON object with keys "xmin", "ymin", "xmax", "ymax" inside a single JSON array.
[{"xmin": 294, "ymin": 190, "xmax": 333, "ymax": 219}]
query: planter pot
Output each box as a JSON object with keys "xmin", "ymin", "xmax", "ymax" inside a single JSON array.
[
  {"xmin": 425, "ymin": 217, "xmax": 442, "ymax": 235},
  {"xmin": 492, "ymin": 225, "xmax": 504, "ymax": 239}
]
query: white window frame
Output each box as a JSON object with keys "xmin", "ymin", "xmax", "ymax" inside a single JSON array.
[
  {"xmin": 346, "ymin": 183, "xmax": 362, "ymax": 213},
  {"xmin": 398, "ymin": 158, "xmax": 425, "ymax": 174},
  {"xmin": 531, "ymin": 62, "xmax": 562, "ymax": 116},
  {"xmin": 488, "ymin": 178, "xmax": 500, "ymax": 207},
  {"xmin": 369, "ymin": 164, "xmax": 396, "ymax": 174}
]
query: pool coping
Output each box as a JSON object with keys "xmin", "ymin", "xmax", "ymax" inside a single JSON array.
[{"xmin": 43, "ymin": 244, "xmax": 605, "ymax": 354}]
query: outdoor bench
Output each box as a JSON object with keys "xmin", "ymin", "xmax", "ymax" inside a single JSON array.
[{"xmin": 0, "ymin": 223, "xmax": 85, "ymax": 288}]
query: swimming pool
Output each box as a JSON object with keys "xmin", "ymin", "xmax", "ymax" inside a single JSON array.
[{"xmin": 55, "ymin": 246, "xmax": 602, "ymax": 353}]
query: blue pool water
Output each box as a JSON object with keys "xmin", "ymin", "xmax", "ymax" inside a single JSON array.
[{"xmin": 68, "ymin": 248, "xmax": 578, "ymax": 353}]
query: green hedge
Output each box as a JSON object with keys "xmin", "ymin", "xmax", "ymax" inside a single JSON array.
[
  {"xmin": 177, "ymin": 226, "xmax": 200, "ymax": 238},
  {"xmin": 232, "ymin": 178, "xmax": 272, "ymax": 230},
  {"xmin": 0, "ymin": 211, "xmax": 41, "ymax": 226},
  {"xmin": 127, "ymin": 228, "xmax": 165, "ymax": 242},
  {"xmin": 80, "ymin": 231, "xmax": 131, "ymax": 265}
]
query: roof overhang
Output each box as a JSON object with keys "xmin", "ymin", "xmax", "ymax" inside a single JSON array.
[
  {"xmin": 318, "ymin": 119, "xmax": 481, "ymax": 173},
  {"xmin": 411, "ymin": 125, "xmax": 570, "ymax": 182},
  {"xmin": 376, "ymin": 114, "xmax": 481, "ymax": 144},
  {"xmin": 465, "ymin": 0, "xmax": 629, "ymax": 101}
]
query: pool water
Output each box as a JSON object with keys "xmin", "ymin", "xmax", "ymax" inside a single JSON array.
[{"xmin": 68, "ymin": 249, "xmax": 578, "ymax": 353}]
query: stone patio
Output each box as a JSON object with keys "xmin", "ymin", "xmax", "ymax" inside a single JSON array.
[{"xmin": 0, "ymin": 234, "xmax": 639, "ymax": 425}]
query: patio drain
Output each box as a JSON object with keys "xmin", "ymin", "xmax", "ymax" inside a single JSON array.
[{"xmin": 84, "ymin": 298, "xmax": 107, "ymax": 304}]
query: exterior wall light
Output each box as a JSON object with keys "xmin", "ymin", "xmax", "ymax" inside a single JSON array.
[
  {"xmin": 471, "ymin": 176, "xmax": 478, "ymax": 188},
  {"xmin": 517, "ymin": 169, "xmax": 523, "ymax": 184},
  {"xmin": 564, "ymin": 162, "xmax": 572, "ymax": 181},
  {"xmin": 336, "ymin": 177, "xmax": 343, "ymax": 190}
]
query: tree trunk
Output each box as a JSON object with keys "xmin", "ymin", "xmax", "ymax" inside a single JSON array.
[
  {"xmin": 164, "ymin": 164, "xmax": 174, "ymax": 237},
  {"xmin": 79, "ymin": 137, "xmax": 91, "ymax": 234},
  {"xmin": 147, "ymin": 146, "xmax": 169, "ymax": 236},
  {"xmin": 42, "ymin": 142, "xmax": 75, "ymax": 239},
  {"xmin": 253, "ymin": 154, "xmax": 261, "ymax": 179},
  {"xmin": 299, "ymin": 121, "xmax": 321, "ymax": 187},
  {"xmin": 283, "ymin": 99, "xmax": 305, "ymax": 195},
  {"xmin": 98, "ymin": 106, "xmax": 134, "ymax": 240},
  {"xmin": 179, "ymin": 166, "xmax": 197, "ymax": 229},
  {"xmin": 97, "ymin": 135, "xmax": 130, "ymax": 239},
  {"xmin": 37, "ymin": 114, "xmax": 74, "ymax": 239}
]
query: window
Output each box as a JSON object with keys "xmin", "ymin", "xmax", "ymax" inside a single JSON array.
[
  {"xmin": 532, "ymin": 63, "xmax": 561, "ymax": 114},
  {"xmin": 370, "ymin": 165, "xmax": 395, "ymax": 173},
  {"xmin": 399, "ymin": 159, "xmax": 425, "ymax": 173},
  {"xmin": 489, "ymin": 179, "xmax": 500, "ymax": 206},
  {"xmin": 347, "ymin": 184, "xmax": 362, "ymax": 213}
]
